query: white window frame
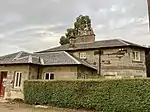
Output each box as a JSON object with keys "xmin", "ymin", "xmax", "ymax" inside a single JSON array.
[
  {"xmin": 45, "ymin": 73, "xmax": 54, "ymax": 80},
  {"xmin": 14, "ymin": 72, "xmax": 22, "ymax": 88},
  {"xmin": 79, "ymin": 52, "xmax": 87, "ymax": 59},
  {"xmin": 133, "ymin": 51, "xmax": 140, "ymax": 61}
]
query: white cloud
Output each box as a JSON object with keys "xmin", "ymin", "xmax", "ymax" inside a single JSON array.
[
  {"xmin": 0, "ymin": 23, "xmax": 65, "ymax": 38},
  {"xmin": 0, "ymin": 34, "xmax": 4, "ymax": 39},
  {"xmin": 95, "ymin": 24, "xmax": 105, "ymax": 30},
  {"xmin": 0, "ymin": 0, "xmax": 149, "ymax": 55},
  {"xmin": 99, "ymin": 8, "xmax": 107, "ymax": 13},
  {"xmin": 110, "ymin": 5, "xmax": 119, "ymax": 12},
  {"xmin": 121, "ymin": 7, "xmax": 126, "ymax": 13}
]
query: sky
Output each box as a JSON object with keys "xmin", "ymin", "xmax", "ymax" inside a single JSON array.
[{"xmin": 0, "ymin": 0, "xmax": 149, "ymax": 56}]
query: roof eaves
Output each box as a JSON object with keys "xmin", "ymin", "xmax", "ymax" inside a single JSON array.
[{"xmin": 78, "ymin": 60, "xmax": 97, "ymax": 70}]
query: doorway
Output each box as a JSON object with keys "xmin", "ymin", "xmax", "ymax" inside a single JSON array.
[{"xmin": 0, "ymin": 71, "xmax": 7, "ymax": 97}]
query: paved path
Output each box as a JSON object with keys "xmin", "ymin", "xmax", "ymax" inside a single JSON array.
[
  {"xmin": 0, "ymin": 98, "xmax": 93, "ymax": 112},
  {"xmin": 0, "ymin": 103, "xmax": 31, "ymax": 112}
]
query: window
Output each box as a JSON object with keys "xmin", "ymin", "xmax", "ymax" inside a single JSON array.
[
  {"xmin": 133, "ymin": 51, "xmax": 140, "ymax": 61},
  {"xmin": 45, "ymin": 73, "xmax": 54, "ymax": 80},
  {"xmin": 14, "ymin": 72, "xmax": 22, "ymax": 88},
  {"xmin": 79, "ymin": 52, "xmax": 86, "ymax": 59}
]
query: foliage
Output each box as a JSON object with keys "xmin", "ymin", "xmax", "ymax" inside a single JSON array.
[
  {"xmin": 74, "ymin": 15, "xmax": 91, "ymax": 35},
  {"xmin": 59, "ymin": 15, "xmax": 91, "ymax": 45},
  {"xmin": 59, "ymin": 36, "xmax": 69, "ymax": 45},
  {"xmin": 24, "ymin": 79, "xmax": 150, "ymax": 112}
]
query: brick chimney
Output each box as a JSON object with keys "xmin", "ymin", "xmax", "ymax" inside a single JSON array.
[{"xmin": 75, "ymin": 27, "xmax": 95, "ymax": 43}]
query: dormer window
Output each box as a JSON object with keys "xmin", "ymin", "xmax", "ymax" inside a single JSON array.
[
  {"xmin": 80, "ymin": 52, "xmax": 87, "ymax": 59},
  {"xmin": 133, "ymin": 51, "xmax": 140, "ymax": 61}
]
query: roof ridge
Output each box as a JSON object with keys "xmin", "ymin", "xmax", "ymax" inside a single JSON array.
[
  {"xmin": 14, "ymin": 51, "xmax": 24, "ymax": 60},
  {"xmin": 15, "ymin": 56, "xmax": 28, "ymax": 60},
  {"xmin": 39, "ymin": 57, "xmax": 44, "ymax": 65},
  {"xmin": 75, "ymin": 39, "xmax": 119, "ymax": 45},
  {"xmin": 35, "ymin": 39, "xmax": 146, "ymax": 53},
  {"xmin": 117, "ymin": 39, "xmax": 130, "ymax": 45},
  {"xmin": 28, "ymin": 55, "xmax": 32, "ymax": 63},
  {"xmin": 63, "ymin": 51, "xmax": 80, "ymax": 64},
  {"xmin": 35, "ymin": 44, "xmax": 69, "ymax": 53}
]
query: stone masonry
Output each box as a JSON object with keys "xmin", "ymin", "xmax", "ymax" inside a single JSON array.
[{"xmin": 71, "ymin": 47, "xmax": 147, "ymax": 78}]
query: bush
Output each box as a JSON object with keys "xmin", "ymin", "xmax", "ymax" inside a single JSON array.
[{"xmin": 24, "ymin": 79, "xmax": 150, "ymax": 112}]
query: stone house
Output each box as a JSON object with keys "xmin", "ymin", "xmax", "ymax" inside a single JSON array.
[
  {"xmin": 0, "ymin": 51, "xmax": 97, "ymax": 99},
  {"xmin": 0, "ymin": 29, "xmax": 148, "ymax": 100},
  {"xmin": 39, "ymin": 35, "xmax": 147, "ymax": 78}
]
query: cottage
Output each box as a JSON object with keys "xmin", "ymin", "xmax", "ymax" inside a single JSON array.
[
  {"xmin": 0, "ymin": 51, "xmax": 97, "ymax": 99},
  {"xmin": 0, "ymin": 29, "xmax": 148, "ymax": 100},
  {"xmin": 38, "ymin": 31, "xmax": 147, "ymax": 78}
]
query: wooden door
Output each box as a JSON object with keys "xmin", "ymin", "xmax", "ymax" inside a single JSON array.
[{"xmin": 0, "ymin": 72, "xmax": 7, "ymax": 97}]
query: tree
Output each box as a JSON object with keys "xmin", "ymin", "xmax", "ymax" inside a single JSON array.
[
  {"xmin": 59, "ymin": 15, "xmax": 92, "ymax": 45},
  {"xmin": 59, "ymin": 36, "xmax": 69, "ymax": 45},
  {"xmin": 65, "ymin": 28, "xmax": 76, "ymax": 38},
  {"xmin": 74, "ymin": 15, "xmax": 91, "ymax": 36}
]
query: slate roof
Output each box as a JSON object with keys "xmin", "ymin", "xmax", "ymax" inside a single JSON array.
[
  {"xmin": 36, "ymin": 51, "xmax": 97, "ymax": 69},
  {"xmin": 0, "ymin": 51, "xmax": 41, "ymax": 65},
  {"xmin": 37, "ymin": 39, "xmax": 146, "ymax": 53},
  {"xmin": 0, "ymin": 51, "xmax": 97, "ymax": 70}
]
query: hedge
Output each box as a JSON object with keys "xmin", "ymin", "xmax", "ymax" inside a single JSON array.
[{"xmin": 24, "ymin": 79, "xmax": 150, "ymax": 112}]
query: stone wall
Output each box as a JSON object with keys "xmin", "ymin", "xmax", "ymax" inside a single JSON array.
[
  {"xmin": 76, "ymin": 34, "xmax": 95, "ymax": 43},
  {"xmin": 71, "ymin": 47, "xmax": 147, "ymax": 78},
  {"xmin": 101, "ymin": 47, "xmax": 146, "ymax": 77},
  {"xmin": 77, "ymin": 65, "xmax": 98, "ymax": 79},
  {"xmin": 0, "ymin": 64, "xmax": 97, "ymax": 100},
  {"xmin": 28, "ymin": 65, "xmax": 40, "ymax": 80},
  {"xmin": 71, "ymin": 50, "xmax": 100, "ymax": 74},
  {"xmin": 0, "ymin": 65, "xmax": 29, "ymax": 99},
  {"xmin": 41, "ymin": 66, "xmax": 78, "ymax": 80}
]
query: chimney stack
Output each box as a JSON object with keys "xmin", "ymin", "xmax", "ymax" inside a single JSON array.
[
  {"xmin": 69, "ymin": 35, "xmax": 76, "ymax": 48},
  {"xmin": 75, "ymin": 27, "xmax": 95, "ymax": 43}
]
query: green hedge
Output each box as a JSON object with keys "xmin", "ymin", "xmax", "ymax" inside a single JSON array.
[{"xmin": 24, "ymin": 79, "xmax": 150, "ymax": 112}]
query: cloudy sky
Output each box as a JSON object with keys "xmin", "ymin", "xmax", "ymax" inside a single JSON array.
[{"xmin": 0, "ymin": 0, "xmax": 149, "ymax": 55}]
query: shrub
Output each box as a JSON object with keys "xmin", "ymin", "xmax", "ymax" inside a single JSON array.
[{"xmin": 24, "ymin": 79, "xmax": 150, "ymax": 112}]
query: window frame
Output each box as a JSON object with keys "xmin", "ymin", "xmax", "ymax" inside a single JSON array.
[
  {"xmin": 45, "ymin": 72, "xmax": 54, "ymax": 80},
  {"xmin": 133, "ymin": 51, "xmax": 140, "ymax": 61},
  {"xmin": 14, "ymin": 72, "xmax": 22, "ymax": 88},
  {"xmin": 79, "ymin": 52, "xmax": 87, "ymax": 59}
]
